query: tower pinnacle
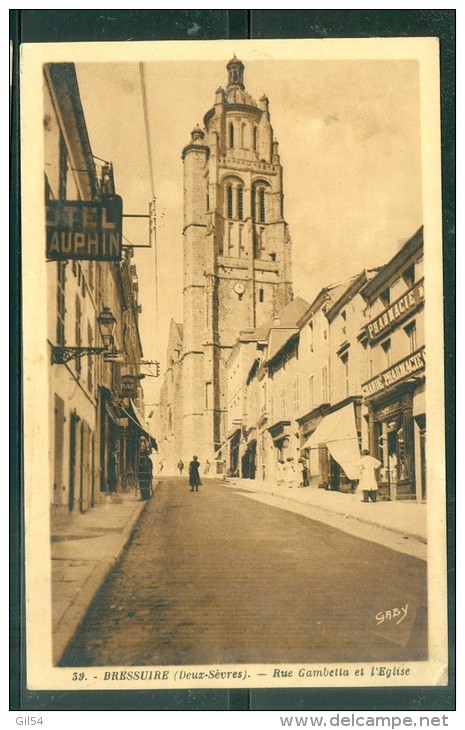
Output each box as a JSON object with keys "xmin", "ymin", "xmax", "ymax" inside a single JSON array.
[{"xmin": 226, "ymin": 55, "xmax": 245, "ymax": 90}]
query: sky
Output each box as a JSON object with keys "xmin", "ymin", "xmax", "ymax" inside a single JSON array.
[{"xmin": 75, "ymin": 53, "xmax": 423, "ymax": 407}]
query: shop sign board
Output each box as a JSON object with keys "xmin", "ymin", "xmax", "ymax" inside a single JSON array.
[
  {"xmin": 362, "ymin": 347, "xmax": 425, "ymax": 398},
  {"xmin": 46, "ymin": 196, "xmax": 123, "ymax": 261},
  {"xmin": 375, "ymin": 400, "xmax": 404, "ymax": 419},
  {"xmin": 365, "ymin": 280, "xmax": 424, "ymax": 342},
  {"xmin": 121, "ymin": 375, "xmax": 141, "ymax": 397}
]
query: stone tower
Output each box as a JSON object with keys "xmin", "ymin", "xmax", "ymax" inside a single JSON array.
[{"xmin": 182, "ymin": 57, "xmax": 293, "ymax": 463}]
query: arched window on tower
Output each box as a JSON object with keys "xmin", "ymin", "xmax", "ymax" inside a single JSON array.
[
  {"xmin": 259, "ymin": 188, "xmax": 266, "ymax": 223},
  {"xmin": 253, "ymin": 126, "xmax": 258, "ymax": 151},
  {"xmin": 252, "ymin": 181, "xmax": 269, "ymax": 224},
  {"xmin": 241, "ymin": 122, "xmax": 246, "ymax": 148},
  {"xmin": 252, "ymin": 181, "xmax": 270, "ymax": 259},
  {"xmin": 224, "ymin": 177, "xmax": 245, "ymax": 223},
  {"xmin": 227, "ymin": 185, "xmax": 234, "ymax": 219},
  {"xmin": 228, "ymin": 122, "xmax": 234, "ymax": 149},
  {"xmin": 237, "ymin": 186, "xmax": 244, "ymax": 220}
]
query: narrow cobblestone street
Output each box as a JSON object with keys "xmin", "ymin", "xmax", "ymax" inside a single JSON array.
[{"xmin": 61, "ymin": 477, "xmax": 428, "ymax": 667}]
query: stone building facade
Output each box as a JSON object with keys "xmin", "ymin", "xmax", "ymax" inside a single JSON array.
[
  {"xmin": 158, "ymin": 57, "xmax": 293, "ymax": 469},
  {"xmin": 360, "ymin": 227, "xmax": 425, "ymax": 501},
  {"xmin": 45, "ymin": 63, "xmax": 148, "ymax": 527},
  {"xmin": 224, "ymin": 228, "xmax": 426, "ymax": 502}
]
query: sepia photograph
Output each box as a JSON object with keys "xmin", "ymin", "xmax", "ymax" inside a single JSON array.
[{"xmin": 20, "ymin": 37, "xmax": 447, "ymax": 692}]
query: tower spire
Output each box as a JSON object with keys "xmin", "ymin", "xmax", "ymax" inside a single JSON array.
[{"xmin": 226, "ymin": 55, "xmax": 245, "ymax": 90}]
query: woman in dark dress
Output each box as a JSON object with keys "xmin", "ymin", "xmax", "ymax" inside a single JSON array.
[
  {"xmin": 188, "ymin": 455, "xmax": 202, "ymax": 491},
  {"xmin": 138, "ymin": 438, "xmax": 153, "ymax": 500}
]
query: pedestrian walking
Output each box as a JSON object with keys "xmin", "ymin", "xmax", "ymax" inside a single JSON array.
[
  {"xmin": 138, "ymin": 438, "xmax": 153, "ymax": 501},
  {"xmin": 204, "ymin": 459, "xmax": 211, "ymax": 474},
  {"xmin": 188, "ymin": 455, "xmax": 202, "ymax": 492},
  {"xmin": 177, "ymin": 459, "xmax": 184, "ymax": 475},
  {"xmin": 357, "ymin": 449, "xmax": 381, "ymax": 502}
]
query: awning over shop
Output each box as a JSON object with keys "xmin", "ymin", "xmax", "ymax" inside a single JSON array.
[
  {"xmin": 303, "ymin": 403, "xmax": 360, "ymax": 480},
  {"xmin": 124, "ymin": 399, "xmax": 158, "ymax": 451}
]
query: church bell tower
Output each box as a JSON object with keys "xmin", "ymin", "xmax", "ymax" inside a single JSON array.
[{"xmin": 181, "ymin": 57, "xmax": 293, "ymax": 462}]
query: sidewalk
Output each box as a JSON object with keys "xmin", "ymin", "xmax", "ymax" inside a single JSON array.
[
  {"xmin": 51, "ymin": 490, "xmax": 149, "ymax": 665},
  {"xmin": 227, "ymin": 477, "xmax": 427, "ymax": 543}
]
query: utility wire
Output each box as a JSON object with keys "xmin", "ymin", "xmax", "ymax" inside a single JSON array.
[
  {"xmin": 139, "ymin": 63, "xmax": 155, "ymax": 200},
  {"xmin": 139, "ymin": 62, "xmax": 159, "ymax": 340}
]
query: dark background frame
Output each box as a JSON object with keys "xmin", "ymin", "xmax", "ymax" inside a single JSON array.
[{"xmin": 10, "ymin": 8, "xmax": 455, "ymax": 713}]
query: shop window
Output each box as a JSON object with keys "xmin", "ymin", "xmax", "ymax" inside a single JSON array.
[
  {"xmin": 397, "ymin": 426, "xmax": 406, "ymax": 480},
  {"xmin": 380, "ymin": 288, "xmax": 390, "ymax": 307},
  {"xmin": 404, "ymin": 321, "xmax": 417, "ymax": 353}
]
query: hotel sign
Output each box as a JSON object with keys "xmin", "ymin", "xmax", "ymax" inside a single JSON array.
[
  {"xmin": 362, "ymin": 347, "xmax": 425, "ymax": 397},
  {"xmin": 365, "ymin": 280, "xmax": 424, "ymax": 342},
  {"xmin": 46, "ymin": 196, "xmax": 123, "ymax": 261}
]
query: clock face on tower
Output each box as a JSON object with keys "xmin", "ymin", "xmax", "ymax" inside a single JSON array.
[{"xmin": 233, "ymin": 282, "xmax": 245, "ymax": 295}]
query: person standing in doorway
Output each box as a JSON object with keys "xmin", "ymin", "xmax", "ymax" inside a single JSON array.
[
  {"xmin": 300, "ymin": 457, "xmax": 309, "ymax": 487},
  {"xmin": 189, "ymin": 455, "xmax": 202, "ymax": 492},
  {"xmin": 358, "ymin": 449, "xmax": 381, "ymax": 502},
  {"xmin": 177, "ymin": 459, "xmax": 184, "ymax": 475}
]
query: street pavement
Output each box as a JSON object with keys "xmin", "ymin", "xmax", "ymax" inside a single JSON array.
[
  {"xmin": 57, "ymin": 477, "xmax": 427, "ymax": 667},
  {"xmin": 228, "ymin": 477, "xmax": 427, "ymax": 561}
]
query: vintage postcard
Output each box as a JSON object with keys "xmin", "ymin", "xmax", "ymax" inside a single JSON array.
[{"xmin": 20, "ymin": 38, "xmax": 447, "ymax": 692}]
